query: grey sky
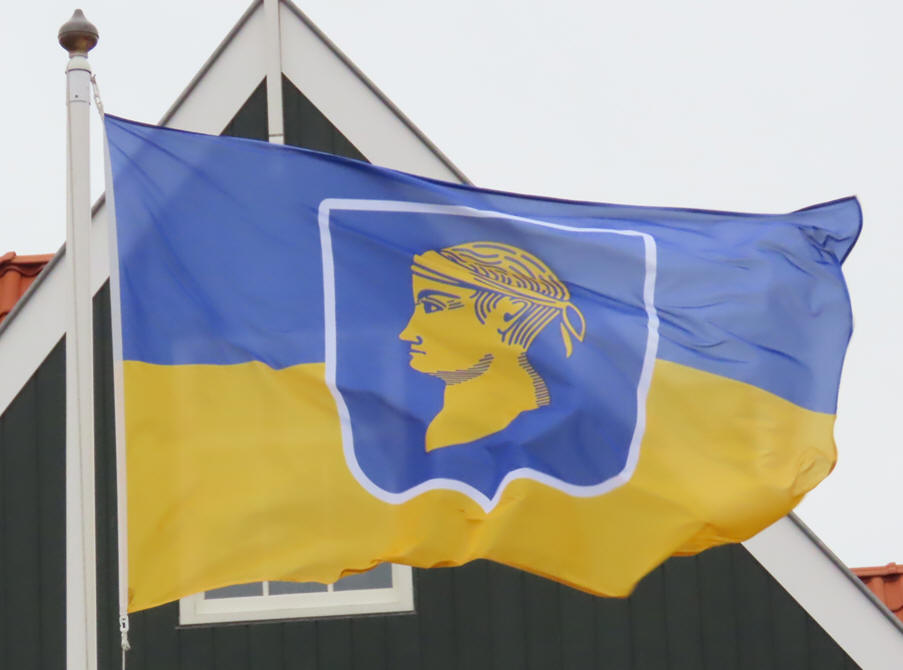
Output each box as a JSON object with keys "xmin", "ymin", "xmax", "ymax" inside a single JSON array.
[{"xmin": 3, "ymin": 0, "xmax": 900, "ymax": 567}]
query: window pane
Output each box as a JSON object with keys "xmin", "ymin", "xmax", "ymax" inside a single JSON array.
[
  {"xmin": 269, "ymin": 580, "xmax": 328, "ymax": 595},
  {"xmin": 333, "ymin": 563, "xmax": 392, "ymax": 591},
  {"xmin": 205, "ymin": 582, "xmax": 263, "ymax": 599}
]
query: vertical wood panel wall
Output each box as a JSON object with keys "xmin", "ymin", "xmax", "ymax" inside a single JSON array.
[{"xmin": 0, "ymin": 340, "xmax": 66, "ymax": 670}]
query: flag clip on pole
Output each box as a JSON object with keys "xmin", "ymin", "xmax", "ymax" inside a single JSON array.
[{"xmin": 59, "ymin": 10, "xmax": 99, "ymax": 670}]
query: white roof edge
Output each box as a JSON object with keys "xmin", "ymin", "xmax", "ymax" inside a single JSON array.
[
  {"xmin": 157, "ymin": 0, "xmax": 264, "ymax": 127},
  {"xmin": 745, "ymin": 513, "xmax": 903, "ymax": 669},
  {"xmin": 279, "ymin": 0, "xmax": 469, "ymax": 184},
  {"xmin": 0, "ymin": 241, "xmax": 67, "ymax": 414},
  {"xmin": 0, "ymin": 244, "xmax": 64, "ymax": 343},
  {"xmin": 786, "ymin": 511, "xmax": 903, "ymax": 632}
]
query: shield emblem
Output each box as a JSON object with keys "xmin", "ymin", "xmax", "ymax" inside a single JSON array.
[{"xmin": 320, "ymin": 200, "xmax": 659, "ymax": 511}]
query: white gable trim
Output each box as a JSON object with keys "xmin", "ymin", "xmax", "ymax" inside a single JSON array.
[
  {"xmin": 263, "ymin": 0, "xmax": 286, "ymax": 143},
  {"xmin": 745, "ymin": 514, "xmax": 903, "ymax": 669},
  {"xmin": 0, "ymin": 249, "xmax": 66, "ymax": 407},
  {"xmin": 279, "ymin": 1, "xmax": 467, "ymax": 182},
  {"xmin": 159, "ymin": 0, "xmax": 268, "ymax": 134}
]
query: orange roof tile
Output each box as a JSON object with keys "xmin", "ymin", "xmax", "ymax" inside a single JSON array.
[
  {"xmin": 0, "ymin": 252, "xmax": 54, "ymax": 325},
  {"xmin": 853, "ymin": 563, "xmax": 903, "ymax": 623}
]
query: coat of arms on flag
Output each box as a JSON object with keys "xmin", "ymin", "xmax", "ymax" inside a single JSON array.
[{"xmin": 322, "ymin": 201, "xmax": 658, "ymax": 509}]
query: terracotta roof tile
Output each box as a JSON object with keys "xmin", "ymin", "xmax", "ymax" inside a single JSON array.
[
  {"xmin": 853, "ymin": 563, "xmax": 903, "ymax": 623},
  {"xmin": 0, "ymin": 252, "xmax": 53, "ymax": 325}
]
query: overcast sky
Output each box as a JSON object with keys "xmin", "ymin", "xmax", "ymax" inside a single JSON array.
[{"xmin": 4, "ymin": 0, "xmax": 901, "ymax": 568}]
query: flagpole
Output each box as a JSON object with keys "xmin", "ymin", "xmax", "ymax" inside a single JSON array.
[{"xmin": 59, "ymin": 10, "xmax": 99, "ymax": 670}]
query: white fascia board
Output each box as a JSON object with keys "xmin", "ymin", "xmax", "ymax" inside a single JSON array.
[
  {"xmin": 0, "ymin": 2, "xmax": 268, "ymax": 416},
  {"xmin": 745, "ymin": 514, "xmax": 903, "ymax": 669},
  {"xmin": 161, "ymin": 1, "xmax": 268, "ymax": 133},
  {"xmin": 279, "ymin": 1, "xmax": 467, "ymax": 183},
  {"xmin": 0, "ymin": 248, "xmax": 66, "ymax": 410}
]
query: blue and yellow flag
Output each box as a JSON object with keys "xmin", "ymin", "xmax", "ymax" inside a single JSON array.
[{"xmin": 105, "ymin": 116, "xmax": 859, "ymax": 612}]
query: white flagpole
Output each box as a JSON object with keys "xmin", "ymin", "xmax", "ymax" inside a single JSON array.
[{"xmin": 59, "ymin": 10, "xmax": 99, "ymax": 670}]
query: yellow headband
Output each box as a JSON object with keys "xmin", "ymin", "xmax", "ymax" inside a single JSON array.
[{"xmin": 412, "ymin": 249, "xmax": 586, "ymax": 356}]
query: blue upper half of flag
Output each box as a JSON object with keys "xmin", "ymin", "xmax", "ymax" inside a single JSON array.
[{"xmin": 106, "ymin": 115, "xmax": 859, "ymax": 416}]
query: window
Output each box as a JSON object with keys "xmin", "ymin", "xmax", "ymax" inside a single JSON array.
[{"xmin": 179, "ymin": 563, "xmax": 413, "ymax": 625}]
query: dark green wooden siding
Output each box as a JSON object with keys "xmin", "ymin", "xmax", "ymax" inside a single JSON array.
[
  {"xmin": 0, "ymin": 340, "xmax": 66, "ymax": 670},
  {"xmin": 221, "ymin": 79, "xmax": 269, "ymax": 142},
  {"xmin": 222, "ymin": 76, "xmax": 365, "ymax": 160},
  {"xmin": 0, "ymin": 76, "xmax": 861, "ymax": 669},
  {"xmin": 282, "ymin": 75, "xmax": 366, "ymax": 161}
]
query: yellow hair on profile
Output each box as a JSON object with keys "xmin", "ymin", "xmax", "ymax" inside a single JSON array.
[{"xmin": 412, "ymin": 241, "xmax": 586, "ymax": 355}]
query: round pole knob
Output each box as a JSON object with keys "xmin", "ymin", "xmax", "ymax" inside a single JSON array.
[{"xmin": 58, "ymin": 9, "xmax": 98, "ymax": 55}]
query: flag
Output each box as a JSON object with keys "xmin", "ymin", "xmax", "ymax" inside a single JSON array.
[{"xmin": 105, "ymin": 115, "xmax": 859, "ymax": 612}]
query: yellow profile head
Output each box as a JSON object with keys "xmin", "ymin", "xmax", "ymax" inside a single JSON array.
[{"xmin": 398, "ymin": 241, "xmax": 585, "ymax": 377}]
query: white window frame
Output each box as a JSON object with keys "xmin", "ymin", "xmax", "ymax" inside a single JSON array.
[{"xmin": 179, "ymin": 564, "xmax": 414, "ymax": 625}]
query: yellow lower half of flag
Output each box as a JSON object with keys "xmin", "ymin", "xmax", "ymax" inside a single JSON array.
[{"xmin": 123, "ymin": 358, "xmax": 835, "ymax": 612}]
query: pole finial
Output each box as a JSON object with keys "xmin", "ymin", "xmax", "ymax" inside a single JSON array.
[{"xmin": 58, "ymin": 9, "xmax": 98, "ymax": 55}]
